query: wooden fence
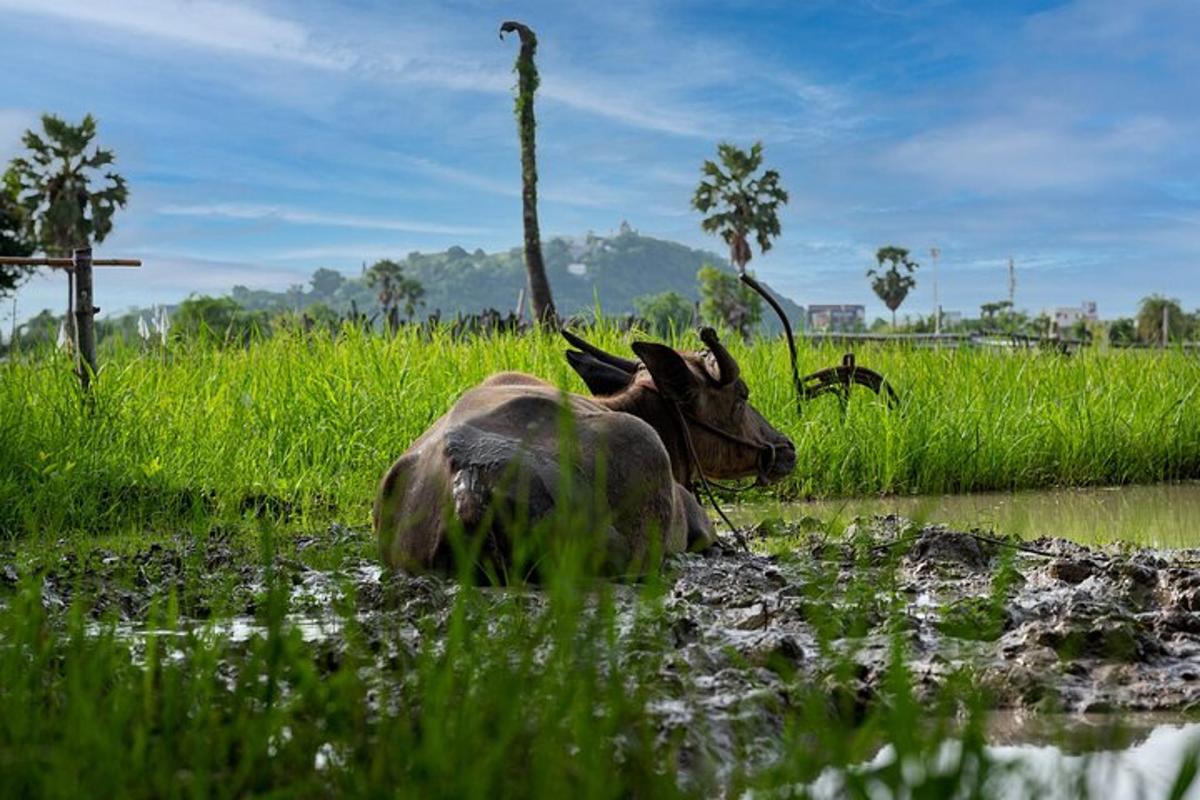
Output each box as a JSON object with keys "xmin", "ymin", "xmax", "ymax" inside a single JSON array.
[{"xmin": 0, "ymin": 247, "xmax": 141, "ymax": 390}]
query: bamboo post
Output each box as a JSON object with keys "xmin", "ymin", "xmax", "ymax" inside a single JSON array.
[
  {"xmin": 0, "ymin": 253, "xmax": 139, "ymax": 390},
  {"xmin": 72, "ymin": 247, "xmax": 97, "ymax": 390}
]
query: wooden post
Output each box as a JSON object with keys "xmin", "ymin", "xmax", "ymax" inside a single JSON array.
[{"xmin": 73, "ymin": 246, "xmax": 98, "ymax": 390}]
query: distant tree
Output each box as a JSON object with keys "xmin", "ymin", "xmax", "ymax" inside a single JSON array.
[
  {"xmin": 979, "ymin": 300, "xmax": 1010, "ymax": 327},
  {"xmin": 0, "ymin": 168, "xmax": 35, "ymax": 297},
  {"xmin": 11, "ymin": 308, "xmax": 59, "ymax": 350},
  {"xmin": 367, "ymin": 259, "xmax": 424, "ymax": 330},
  {"xmin": 1030, "ymin": 312, "xmax": 1053, "ymax": 337},
  {"xmin": 285, "ymin": 283, "xmax": 305, "ymax": 310},
  {"xmin": 691, "ymin": 141, "xmax": 788, "ymax": 276},
  {"xmin": 302, "ymin": 301, "xmax": 341, "ymax": 332},
  {"xmin": 8, "ymin": 114, "xmax": 127, "ymax": 256},
  {"xmin": 174, "ymin": 296, "xmax": 266, "ymax": 344},
  {"xmin": 309, "ymin": 268, "xmax": 345, "ymax": 298},
  {"xmin": 633, "ymin": 290, "xmax": 694, "ymax": 338},
  {"xmin": 500, "ymin": 20, "xmax": 556, "ymax": 325},
  {"xmin": 1136, "ymin": 294, "xmax": 1187, "ymax": 345},
  {"xmin": 1108, "ymin": 317, "xmax": 1136, "ymax": 347},
  {"xmin": 868, "ymin": 246, "xmax": 918, "ymax": 328},
  {"xmin": 697, "ymin": 265, "xmax": 762, "ymax": 341}
]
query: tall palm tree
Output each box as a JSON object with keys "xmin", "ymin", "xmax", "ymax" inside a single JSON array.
[
  {"xmin": 500, "ymin": 21, "xmax": 556, "ymax": 326},
  {"xmin": 9, "ymin": 113, "xmax": 128, "ymax": 344},
  {"xmin": 868, "ymin": 246, "xmax": 918, "ymax": 329},
  {"xmin": 9, "ymin": 113, "xmax": 127, "ymax": 257},
  {"xmin": 1136, "ymin": 294, "xmax": 1187, "ymax": 345},
  {"xmin": 691, "ymin": 142, "xmax": 788, "ymax": 276}
]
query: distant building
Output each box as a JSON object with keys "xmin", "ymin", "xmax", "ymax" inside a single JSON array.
[
  {"xmin": 1053, "ymin": 301, "xmax": 1098, "ymax": 329},
  {"xmin": 807, "ymin": 304, "xmax": 865, "ymax": 332},
  {"xmin": 940, "ymin": 310, "xmax": 963, "ymax": 327}
]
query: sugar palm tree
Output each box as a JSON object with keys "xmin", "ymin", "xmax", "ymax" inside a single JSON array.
[
  {"xmin": 868, "ymin": 246, "xmax": 918, "ymax": 329},
  {"xmin": 691, "ymin": 141, "xmax": 788, "ymax": 276},
  {"xmin": 9, "ymin": 113, "xmax": 127, "ymax": 257},
  {"xmin": 8, "ymin": 113, "xmax": 127, "ymax": 333},
  {"xmin": 500, "ymin": 21, "xmax": 556, "ymax": 325},
  {"xmin": 367, "ymin": 259, "xmax": 424, "ymax": 332}
]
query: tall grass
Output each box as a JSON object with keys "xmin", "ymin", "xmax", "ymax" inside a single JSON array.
[{"xmin": 2, "ymin": 325, "xmax": 1199, "ymax": 538}]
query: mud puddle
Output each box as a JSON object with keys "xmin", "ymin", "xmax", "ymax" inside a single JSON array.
[{"xmin": 10, "ymin": 515, "xmax": 1200, "ymax": 783}]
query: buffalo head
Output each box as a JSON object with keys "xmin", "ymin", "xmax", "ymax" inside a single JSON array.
[{"xmin": 564, "ymin": 328, "xmax": 796, "ymax": 485}]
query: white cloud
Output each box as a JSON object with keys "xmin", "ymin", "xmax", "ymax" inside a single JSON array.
[
  {"xmin": 397, "ymin": 155, "xmax": 629, "ymax": 210},
  {"xmin": 156, "ymin": 203, "xmax": 492, "ymax": 236},
  {"xmin": 884, "ymin": 116, "xmax": 1176, "ymax": 192},
  {"xmin": 0, "ymin": 0, "xmax": 349, "ymax": 68}
]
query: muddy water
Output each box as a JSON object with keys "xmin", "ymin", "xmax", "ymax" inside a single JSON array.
[
  {"xmin": 813, "ymin": 719, "xmax": 1200, "ymax": 799},
  {"xmin": 731, "ymin": 482, "xmax": 1200, "ymax": 548},
  {"xmin": 22, "ymin": 514, "xmax": 1200, "ymax": 790}
]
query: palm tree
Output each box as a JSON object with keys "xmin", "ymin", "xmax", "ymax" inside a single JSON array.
[
  {"xmin": 868, "ymin": 246, "xmax": 918, "ymax": 329},
  {"xmin": 1136, "ymin": 294, "xmax": 1187, "ymax": 345},
  {"xmin": 9, "ymin": 113, "xmax": 127, "ymax": 351},
  {"xmin": 500, "ymin": 21, "xmax": 556, "ymax": 326},
  {"xmin": 9, "ymin": 113, "xmax": 127, "ymax": 257},
  {"xmin": 367, "ymin": 259, "xmax": 424, "ymax": 332},
  {"xmin": 691, "ymin": 142, "xmax": 788, "ymax": 276}
]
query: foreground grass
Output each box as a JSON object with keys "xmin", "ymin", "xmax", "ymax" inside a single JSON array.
[
  {"xmin": 0, "ymin": 522, "xmax": 1008, "ymax": 799},
  {"xmin": 2, "ymin": 326, "xmax": 1199, "ymax": 538}
]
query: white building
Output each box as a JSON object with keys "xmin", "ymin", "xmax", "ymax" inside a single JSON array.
[{"xmin": 1053, "ymin": 301, "xmax": 1098, "ymax": 329}]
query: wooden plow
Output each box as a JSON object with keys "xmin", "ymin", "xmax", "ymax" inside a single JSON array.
[{"xmin": 738, "ymin": 272, "xmax": 899, "ymax": 412}]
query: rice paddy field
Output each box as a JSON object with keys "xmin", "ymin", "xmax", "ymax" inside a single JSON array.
[
  {"xmin": 3, "ymin": 326, "xmax": 1199, "ymax": 539},
  {"xmin": 2, "ymin": 327, "xmax": 1200, "ymax": 798}
]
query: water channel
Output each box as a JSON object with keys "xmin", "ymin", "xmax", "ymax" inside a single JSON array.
[{"xmin": 730, "ymin": 481, "xmax": 1200, "ymax": 548}]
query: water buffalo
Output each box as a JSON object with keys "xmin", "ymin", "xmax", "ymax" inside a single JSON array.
[{"xmin": 373, "ymin": 328, "xmax": 795, "ymax": 577}]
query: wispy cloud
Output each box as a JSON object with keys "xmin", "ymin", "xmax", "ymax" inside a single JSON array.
[
  {"xmin": 156, "ymin": 203, "xmax": 492, "ymax": 236},
  {"xmin": 883, "ymin": 116, "xmax": 1176, "ymax": 192},
  {"xmin": 0, "ymin": 0, "xmax": 349, "ymax": 68}
]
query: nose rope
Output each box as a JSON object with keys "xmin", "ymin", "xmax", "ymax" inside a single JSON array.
[{"xmin": 667, "ymin": 400, "xmax": 749, "ymax": 551}]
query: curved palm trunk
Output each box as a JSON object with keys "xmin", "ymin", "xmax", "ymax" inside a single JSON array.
[{"xmin": 501, "ymin": 21, "xmax": 556, "ymax": 326}]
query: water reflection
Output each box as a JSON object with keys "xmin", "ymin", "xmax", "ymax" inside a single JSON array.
[
  {"xmin": 732, "ymin": 482, "xmax": 1200, "ymax": 548},
  {"xmin": 810, "ymin": 721, "xmax": 1200, "ymax": 799}
]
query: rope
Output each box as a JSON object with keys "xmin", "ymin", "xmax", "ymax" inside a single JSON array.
[{"xmin": 668, "ymin": 399, "xmax": 749, "ymax": 551}]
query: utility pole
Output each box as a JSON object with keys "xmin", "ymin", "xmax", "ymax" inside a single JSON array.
[
  {"xmin": 1007, "ymin": 256, "xmax": 1016, "ymax": 308},
  {"xmin": 930, "ymin": 246, "xmax": 941, "ymax": 335}
]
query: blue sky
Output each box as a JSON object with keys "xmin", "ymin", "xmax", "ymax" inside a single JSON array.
[{"xmin": 1, "ymin": 0, "xmax": 1197, "ymax": 327}]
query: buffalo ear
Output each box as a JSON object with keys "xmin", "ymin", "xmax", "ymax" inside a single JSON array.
[
  {"xmin": 566, "ymin": 350, "xmax": 634, "ymax": 396},
  {"xmin": 631, "ymin": 341, "xmax": 696, "ymax": 402}
]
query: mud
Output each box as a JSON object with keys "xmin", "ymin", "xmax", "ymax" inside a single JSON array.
[{"xmin": 10, "ymin": 515, "xmax": 1200, "ymax": 778}]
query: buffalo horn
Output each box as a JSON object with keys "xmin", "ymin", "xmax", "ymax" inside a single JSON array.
[
  {"xmin": 560, "ymin": 328, "xmax": 639, "ymax": 374},
  {"xmin": 699, "ymin": 327, "xmax": 740, "ymax": 385}
]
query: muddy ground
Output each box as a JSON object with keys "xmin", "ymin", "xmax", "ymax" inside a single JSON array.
[{"xmin": 5, "ymin": 515, "xmax": 1200, "ymax": 776}]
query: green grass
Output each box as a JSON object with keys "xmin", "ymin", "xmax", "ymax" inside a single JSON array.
[
  {"xmin": 2, "ymin": 325, "xmax": 1199, "ymax": 539},
  {"xmin": 2, "ymin": 326, "xmax": 1199, "ymax": 795},
  {"xmin": 0, "ymin": 521, "xmax": 1011, "ymax": 799}
]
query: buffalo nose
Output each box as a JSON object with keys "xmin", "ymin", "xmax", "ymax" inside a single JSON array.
[{"xmin": 773, "ymin": 440, "xmax": 797, "ymax": 475}]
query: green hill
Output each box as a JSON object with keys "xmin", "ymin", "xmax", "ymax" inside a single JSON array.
[{"xmin": 229, "ymin": 226, "xmax": 805, "ymax": 332}]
